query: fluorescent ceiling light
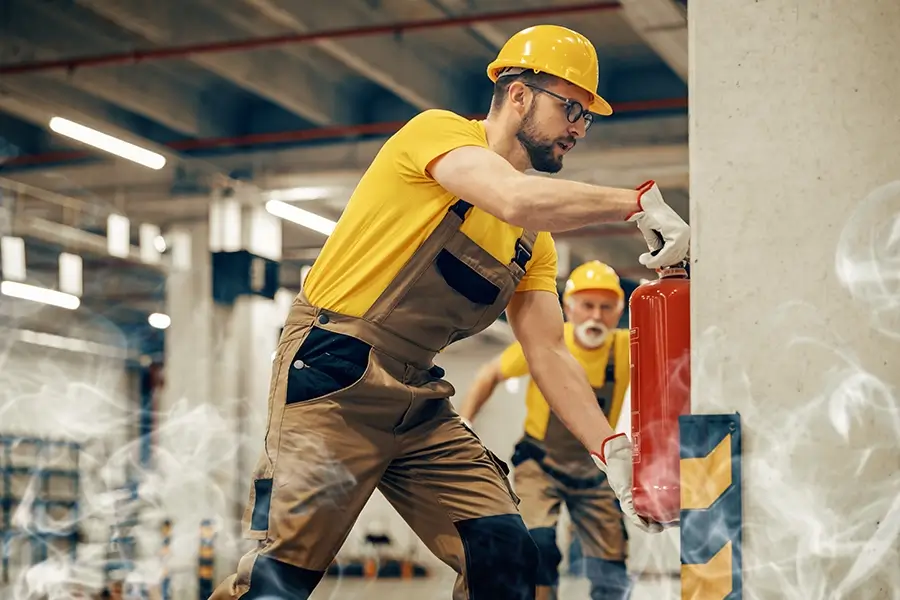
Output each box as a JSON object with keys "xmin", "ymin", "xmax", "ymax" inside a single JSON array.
[
  {"xmin": 148, "ymin": 313, "xmax": 171, "ymax": 330},
  {"xmin": 48, "ymin": 117, "xmax": 166, "ymax": 170},
  {"xmin": 265, "ymin": 200, "xmax": 336, "ymax": 236},
  {"xmin": 264, "ymin": 187, "xmax": 333, "ymax": 202},
  {"xmin": 1, "ymin": 280, "xmax": 80, "ymax": 310}
]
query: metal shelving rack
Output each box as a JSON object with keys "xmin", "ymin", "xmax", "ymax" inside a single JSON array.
[{"xmin": 0, "ymin": 435, "xmax": 81, "ymax": 586}]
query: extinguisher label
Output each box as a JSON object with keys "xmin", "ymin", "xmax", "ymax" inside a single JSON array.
[{"xmin": 630, "ymin": 327, "xmax": 639, "ymax": 339}]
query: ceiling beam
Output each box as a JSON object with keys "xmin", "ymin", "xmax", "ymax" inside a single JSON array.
[
  {"xmin": 426, "ymin": 0, "xmax": 530, "ymax": 50},
  {"xmin": 0, "ymin": 79, "xmax": 183, "ymax": 167},
  {"xmin": 2, "ymin": 2, "xmax": 219, "ymax": 138},
  {"xmin": 0, "ymin": 77, "xmax": 238, "ymax": 197},
  {"xmin": 617, "ymin": 0, "xmax": 688, "ymax": 81},
  {"xmin": 237, "ymin": 0, "xmax": 469, "ymax": 111},
  {"xmin": 74, "ymin": 0, "xmax": 349, "ymax": 126}
]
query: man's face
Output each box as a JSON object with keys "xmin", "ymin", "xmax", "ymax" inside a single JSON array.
[
  {"xmin": 515, "ymin": 79, "xmax": 592, "ymax": 173},
  {"xmin": 564, "ymin": 288, "xmax": 623, "ymax": 348}
]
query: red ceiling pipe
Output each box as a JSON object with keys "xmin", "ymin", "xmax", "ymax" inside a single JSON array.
[
  {"xmin": 2, "ymin": 96, "xmax": 686, "ymax": 167},
  {"xmin": 168, "ymin": 98, "xmax": 686, "ymax": 151},
  {"xmin": 0, "ymin": 2, "xmax": 620, "ymax": 75}
]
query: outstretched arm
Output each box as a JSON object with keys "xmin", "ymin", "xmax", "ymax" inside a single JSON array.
[
  {"xmin": 505, "ymin": 289, "xmax": 616, "ymax": 452},
  {"xmin": 430, "ymin": 145, "xmax": 691, "ymax": 269},
  {"xmin": 430, "ymin": 145, "xmax": 638, "ymax": 233},
  {"xmin": 506, "ymin": 289, "xmax": 664, "ymax": 534}
]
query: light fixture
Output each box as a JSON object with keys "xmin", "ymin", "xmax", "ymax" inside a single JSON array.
[
  {"xmin": 48, "ymin": 117, "xmax": 166, "ymax": 170},
  {"xmin": 148, "ymin": 313, "xmax": 171, "ymax": 330},
  {"xmin": 265, "ymin": 200, "xmax": 336, "ymax": 236},
  {"xmin": 264, "ymin": 187, "xmax": 333, "ymax": 202},
  {"xmin": 153, "ymin": 235, "xmax": 167, "ymax": 253},
  {"xmin": 0, "ymin": 281, "xmax": 80, "ymax": 310}
]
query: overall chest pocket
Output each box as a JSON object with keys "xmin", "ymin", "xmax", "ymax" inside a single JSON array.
[
  {"xmin": 435, "ymin": 249, "xmax": 502, "ymax": 305},
  {"xmin": 285, "ymin": 326, "xmax": 373, "ymax": 406}
]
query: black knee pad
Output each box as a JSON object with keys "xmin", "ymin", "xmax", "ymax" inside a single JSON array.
[
  {"xmin": 528, "ymin": 527, "xmax": 563, "ymax": 586},
  {"xmin": 455, "ymin": 513, "xmax": 539, "ymax": 600},
  {"xmin": 241, "ymin": 555, "xmax": 324, "ymax": 600}
]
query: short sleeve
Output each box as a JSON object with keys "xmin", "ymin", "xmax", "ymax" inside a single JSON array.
[
  {"xmin": 499, "ymin": 341, "xmax": 530, "ymax": 379},
  {"xmin": 515, "ymin": 232, "xmax": 559, "ymax": 294},
  {"xmin": 393, "ymin": 109, "xmax": 488, "ymax": 180}
]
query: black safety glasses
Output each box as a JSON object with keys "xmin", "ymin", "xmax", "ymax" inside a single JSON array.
[{"xmin": 524, "ymin": 84, "xmax": 595, "ymax": 131}]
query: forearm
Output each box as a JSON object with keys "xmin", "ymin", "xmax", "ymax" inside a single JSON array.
[
  {"xmin": 526, "ymin": 344, "xmax": 616, "ymax": 454},
  {"xmin": 508, "ymin": 177, "xmax": 640, "ymax": 233},
  {"xmin": 458, "ymin": 368, "xmax": 500, "ymax": 422}
]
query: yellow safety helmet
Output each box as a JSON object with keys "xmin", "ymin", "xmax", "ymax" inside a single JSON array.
[
  {"xmin": 563, "ymin": 260, "xmax": 624, "ymax": 301},
  {"xmin": 486, "ymin": 24, "xmax": 613, "ymax": 116}
]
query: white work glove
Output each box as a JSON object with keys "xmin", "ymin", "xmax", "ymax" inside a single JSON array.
[
  {"xmin": 626, "ymin": 180, "xmax": 690, "ymax": 270},
  {"xmin": 591, "ymin": 434, "xmax": 665, "ymax": 534}
]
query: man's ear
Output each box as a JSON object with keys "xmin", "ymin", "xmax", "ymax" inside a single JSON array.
[{"xmin": 507, "ymin": 81, "xmax": 531, "ymax": 114}]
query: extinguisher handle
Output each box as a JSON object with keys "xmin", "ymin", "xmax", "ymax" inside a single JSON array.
[
  {"xmin": 650, "ymin": 230, "xmax": 665, "ymax": 256},
  {"xmin": 650, "ymin": 230, "xmax": 691, "ymax": 271}
]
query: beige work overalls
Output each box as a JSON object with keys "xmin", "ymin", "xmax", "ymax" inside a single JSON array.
[
  {"xmin": 210, "ymin": 200, "xmax": 541, "ymax": 600},
  {"xmin": 511, "ymin": 340, "xmax": 631, "ymax": 600}
]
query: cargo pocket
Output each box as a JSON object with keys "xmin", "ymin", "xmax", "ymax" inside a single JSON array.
[
  {"xmin": 435, "ymin": 249, "xmax": 501, "ymax": 305},
  {"xmin": 285, "ymin": 327, "xmax": 372, "ymax": 405},
  {"xmin": 486, "ymin": 448, "xmax": 520, "ymax": 506}
]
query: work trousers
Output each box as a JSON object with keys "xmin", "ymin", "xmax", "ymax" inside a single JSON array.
[{"xmin": 210, "ymin": 319, "xmax": 539, "ymax": 599}]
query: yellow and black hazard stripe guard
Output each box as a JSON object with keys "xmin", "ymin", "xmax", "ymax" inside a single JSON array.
[{"xmin": 679, "ymin": 413, "xmax": 742, "ymax": 600}]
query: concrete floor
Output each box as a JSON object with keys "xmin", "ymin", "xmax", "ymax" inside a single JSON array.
[{"xmin": 312, "ymin": 573, "xmax": 680, "ymax": 599}]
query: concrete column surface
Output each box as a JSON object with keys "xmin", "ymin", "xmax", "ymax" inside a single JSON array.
[
  {"xmin": 159, "ymin": 221, "xmax": 214, "ymax": 600},
  {"xmin": 690, "ymin": 1, "xmax": 900, "ymax": 598},
  {"xmin": 160, "ymin": 209, "xmax": 282, "ymax": 586}
]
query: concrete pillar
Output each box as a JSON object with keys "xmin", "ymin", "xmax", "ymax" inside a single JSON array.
[
  {"xmin": 157, "ymin": 220, "xmax": 216, "ymax": 600},
  {"xmin": 690, "ymin": 1, "xmax": 900, "ymax": 598},
  {"xmin": 156, "ymin": 193, "xmax": 284, "ymax": 596}
]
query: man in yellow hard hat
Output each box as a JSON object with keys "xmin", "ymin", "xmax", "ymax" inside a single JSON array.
[
  {"xmin": 211, "ymin": 25, "xmax": 682, "ymax": 600},
  {"xmin": 459, "ymin": 261, "xmax": 634, "ymax": 599}
]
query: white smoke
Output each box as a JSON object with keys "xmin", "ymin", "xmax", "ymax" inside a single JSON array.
[{"xmin": 686, "ymin": 181, "xmax": 900, "ymax": 600}]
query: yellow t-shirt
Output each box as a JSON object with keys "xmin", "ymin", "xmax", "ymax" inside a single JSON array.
[
  {"xmin": 303, "ymin": 109, "xmax": 559, "ymax": 317},
  {"xmin": 500, "ymin": 322, "xmax": 631, "ymax": 436}
]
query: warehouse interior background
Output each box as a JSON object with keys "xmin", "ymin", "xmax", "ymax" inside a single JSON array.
[{"xmin": 1, "ymin": 0, "xmax": 898, "ymax": 598}]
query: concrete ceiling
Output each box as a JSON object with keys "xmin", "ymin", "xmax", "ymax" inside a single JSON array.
[{"xmin": 0, "ymin": 0, "xmax": 689, "ymax": 355}]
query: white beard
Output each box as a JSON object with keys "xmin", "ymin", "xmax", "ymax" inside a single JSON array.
[{"xmin": 574, "ymin": 320, "xmax": 608, "ymax": 349}]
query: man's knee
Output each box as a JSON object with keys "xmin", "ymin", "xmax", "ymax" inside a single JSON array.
[
  {"xmin": 528, "ymin": 526, "xmax": 563, "ymax": 586},
  {"xmin": 214, "ymin": 555, "xmax": 325, "ymax": 600},
  {"xmin": 584, "ymin": 557, "xmax": 632, "ymax": 600},
  {"xmin": 455, "ymin": 513, "xmax": 540, "ymax": 597}
]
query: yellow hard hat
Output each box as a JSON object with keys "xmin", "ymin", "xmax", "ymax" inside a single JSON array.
[
  {"xmin": 563, "ymin": 260, "xmax": 624, "ymax": 301},
  {"xmin": 486, "ymin": 25, "xmax": 613, "ymax": 117}
]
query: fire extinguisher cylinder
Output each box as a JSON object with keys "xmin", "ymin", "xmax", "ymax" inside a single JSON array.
[{"xmin": 628, "ymin": 265, "xmax": 691, "ymax": 526}]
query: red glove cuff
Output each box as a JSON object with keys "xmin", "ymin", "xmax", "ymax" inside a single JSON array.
[
  {"xmin": 591, "ymin": 432, "xmax": 628, "ymax": 465},
  {"xmin": 625, "ymin": 180, "xmax": 656, "ymax": 221}
]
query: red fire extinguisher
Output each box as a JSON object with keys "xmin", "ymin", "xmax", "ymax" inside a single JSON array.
[{"xmin": 629, "ymin": 264, "xmax": 691, "ymax": 526}]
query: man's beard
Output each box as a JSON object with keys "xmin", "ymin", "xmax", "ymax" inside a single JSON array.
[
  {"xmin": 574, "ymin": 320, "xmax": 609, "ymax": 349},
  {"xmin": 515, "ymin": 105, "xmax": 574, "ymax": 174}
]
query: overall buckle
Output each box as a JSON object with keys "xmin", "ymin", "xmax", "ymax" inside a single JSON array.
[{"xmin": 514, "ymin": 241, "xmax": 532, "ymax": 268}]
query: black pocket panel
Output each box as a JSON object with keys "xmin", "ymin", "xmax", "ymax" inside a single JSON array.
[
  {"xmin": 285, "ymin": 328, "xmax": 371, "ymax": 405},
  {"xmin": 250, "ymin": 478, "xmax": 273, "ymax": 531},
  {"xmin": 435, "ymin": 249, "xmax": 501, "ymax": 305}
]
